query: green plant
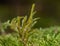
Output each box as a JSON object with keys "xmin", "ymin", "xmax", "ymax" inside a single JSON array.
[
  {"xmin": 0, "ymin": 3, "xmax": 60, "ymax": 46},
  {"xmin": 0, "ymin": 3, "xmax": 39, "ymax": 46}
]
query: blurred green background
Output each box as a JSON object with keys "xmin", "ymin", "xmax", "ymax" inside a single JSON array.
[{"xmin": 0, "ymin": 0, "xmax": 60, "ymax": 28}]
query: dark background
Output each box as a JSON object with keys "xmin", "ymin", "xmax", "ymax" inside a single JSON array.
[{"xmin": 0, "ymin": 0, "xmax": 60, "ymax": 28}]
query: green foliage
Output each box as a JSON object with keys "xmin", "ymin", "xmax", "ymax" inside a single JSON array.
[
  {"xmin": 26, "ymin": 26, "xmax": 60, "ymax": 46},
  {"xmin": 0, "ymin": 26, "xmax": 60, "ymax": 46},
  {"xmin": 0, "ymin": 3, "xmax": 39, "ymax": 46},
  {"xmin": 0, "ymin": 4, "xmax": 60, "ymax": 46},
  {"xmin": 8, "ymin": 3, "xmax": 39, "ymax": 46}
]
